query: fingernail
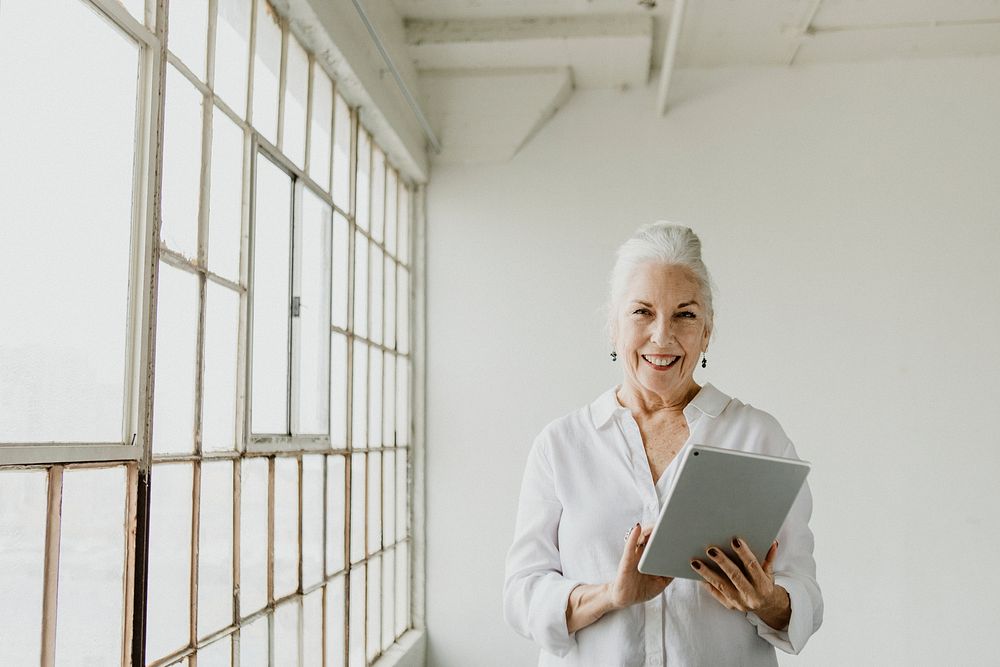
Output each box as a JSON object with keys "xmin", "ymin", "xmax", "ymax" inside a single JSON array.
[
  {"xmin": 732, "ymin": 537, "xmax": 741, "ymax": 549},
  {"xmin": 707, "ymin": 547, "xmax": 718, "ymax": 558},
  {"xmin": 690, "ymin": 560, "xmax": 702, "ymax": 570}
]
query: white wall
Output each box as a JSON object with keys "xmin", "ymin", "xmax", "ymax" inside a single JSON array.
[{"xmin": 424, "ymin": 56, "xmax": 1000, "ymax": 666}]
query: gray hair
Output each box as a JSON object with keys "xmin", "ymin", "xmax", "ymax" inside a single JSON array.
[{"xmin": 606, "ymin": 222, "xmax": 715, "ymax": 341}]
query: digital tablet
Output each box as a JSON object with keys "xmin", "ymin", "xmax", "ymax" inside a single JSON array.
[{"xmin": 637, "ymin": 445, "xmax": 810, "ymax": 581}]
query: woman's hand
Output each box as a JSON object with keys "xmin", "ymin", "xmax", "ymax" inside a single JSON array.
[
  {"xmin": 690, "ymin": 537, "xmax": 791, "ymax": 630},
  {"xmin": 607, "ymin": 523, "xmax": 673, "ymax": 610}
]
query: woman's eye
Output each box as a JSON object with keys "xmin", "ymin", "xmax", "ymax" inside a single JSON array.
[
  {"xmin": 633, "ymin": 309, "xmax": 651, "ymax": 316},
  {"xmin": 676, "ymin": 311, "xmax": 696, "ymax": 318}
]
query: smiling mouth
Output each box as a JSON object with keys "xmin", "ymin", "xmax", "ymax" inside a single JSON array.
[{"xmin": 641, "ymin": 354, "xmax": 680, "ymax": 370}]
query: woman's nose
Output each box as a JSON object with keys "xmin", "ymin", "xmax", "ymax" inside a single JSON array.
[{"xmin": 649, "ymin": 317, "xmax": 673, "ymax": 345}]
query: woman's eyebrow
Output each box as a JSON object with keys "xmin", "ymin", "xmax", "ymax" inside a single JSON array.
[{"xmin": 677, "ymin": 300, "xmax": 700, "ymax": 308}]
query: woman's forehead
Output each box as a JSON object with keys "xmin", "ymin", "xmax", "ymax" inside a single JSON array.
[{"xmin": 625, "ymin": 263, "xmax": 702, "ymax": 300}]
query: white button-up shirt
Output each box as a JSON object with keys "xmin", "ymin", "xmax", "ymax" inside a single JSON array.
[{"xmin": 503, "ymin": 384, "xmax": 823, "ymax": 666}]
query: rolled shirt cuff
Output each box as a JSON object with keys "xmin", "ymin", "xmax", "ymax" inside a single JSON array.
[
  {"xmin": 745, "ymin": 575, "xmax": 812, "ymax": 655},
  {"xmin": 533, "ymin": 576, "xmax": 585, "ymax": 658}
]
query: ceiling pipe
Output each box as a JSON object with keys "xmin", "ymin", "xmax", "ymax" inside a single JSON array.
[
  {"xmin": 350, "ymin": 0, "xmax": 443, "ymax": 154},
  {"xmin": 656, "ymin": 0, "xmax": 686, "ymax": 116}
]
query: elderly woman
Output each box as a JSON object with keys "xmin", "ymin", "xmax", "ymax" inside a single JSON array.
[{"xmin": 503, "ymin": 223, "xmax": 823, "ymax": 666}]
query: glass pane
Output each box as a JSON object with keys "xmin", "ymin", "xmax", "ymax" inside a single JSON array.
[
  {"xmin": 369, "ymin": 246, "xmax": 383, "ymax": 345},
  {"xmin": 395, "ymin": 541, "xmax": 408, "ymax": 636},
  {"xmin": 119, "ymin": 0, "xmax": 145, "ymax": 23},
  {"xmin": 331, "ymin": 212, "xmax": 351, "ymax": 330},
  {"xmin": 395, "ymin": 450, "xmax": 407, "ymax": 539},
  {"xmin": 368, "ymin": 351, "xmax": 382, "ymax": 448},
  {"xmin": 383, "ymin": 452, "xmax": 395, "ymax": 546},
  {"xmin": 303, "ymin": 589, "xmax": 323, "ymax": 665},
  {"xmin": 327, "ymin": 576, "xmax": 347, "ymax": 667},
  {"xmin": 208, "ymin": 106, "xmax": 244, "ymax": 282},
  {"xmin": 250, "ymin": 156, "xmax": 291, "ymax": 434},
  {"xmin": 332, "ymin": 94, "xmax": 351, "ymax": 210},
  {"xmin": 384, "ymin": 259, "xmax": 396, "ymax": 351},
  {"xmin": 351, "ymin": 341, "xmax": 367, "ymax": 449},
  {"xmin": 198, "ymin": 461, "xmax": 234, "ymax": 638},
  {"xmin": 302, "ymin": 455, "xmax": 324, "ymax": 587},
  {"xmin": 349, "ymin": 453, "xmax": 365, "ymax": 563},
  {"xmin": 348, "ymin": 565, "xmax": 365, "ymax": 667},
  {"xmin": 239, "ymin": 614, "xmax": 268, "ymax": 667},
  {"xmin": 397, "ymin": 267, "xmax": 409, "ymax": 355},
  {"xmin": 367, "ymin": 452, "xmax": 381, "ymax": 555},
  {"xmin": 162, "ymin": 63, "xmax": 204, "ymax": 260},
  {"xmin": 197, "ymin": 636, "xmax": 232, "ymax": 667},
  {"xmin": 355, "ymin": 130, "xmax": 371, "ymax": 231},
  {"xmin": 283, "ymin": 35, "xmax": 309, "ymax": 168},
  {"xmin": 309, "ymin": 64, "xmax": 333, "ymax": 190},
  {"xmin": 147, "ymin": 463, "xmax": 193, "ymax": 662},
  {"xmin": 370, "ymin": 147, "xmax": 385, "ymax": 244},
  {"xmin": 366, "ymin": 553, "xmax": 381, "ymax": 662},
  {"xmin": 295, "ymin": 188, "xmax": 331, "ymax": 435},
  {"xmin": 327, "ymin": 455, "xmax": 346, "ymax": 574},
  {"xmin": 382, "ymin": 353, "xmax": 395, "ymax": 448},
  {"xmin": 0, "ymin": 0, "xmax": 136, "ymax": 443},
  {"xmin": 274, "ymin": 457, "xmax": 299, "ymax": 598},
  {"xmin": 215, "ymin": 0, "xmax": 252, "ymax": 116},
  {"xmin": 396, "ymin": 358, "xmax": 409, "ymax": 447},
  {"xmin": 398, "ymin": 186, "xmax": 410, "ymax": 264},
  {"xmin": 385, "ymin": 169, "xmax": 398, "ymax": 257},
  {"xmin": 251, "ymin": 0, "xmax": 281, "ymax": 143},
  {"xmin": 273, "ymin": 601, "xmax": 298, "ymax": 666},
  {"xmin": 152, "ymin": 263, "xmax": 198, "ymax": 455},
  {"xmin": 203, "ymin": 282, "xmax": 240, "ymax": 452},
  {"xmin": 353, "ymin": 231, "xmax": 368, "ymax": 338},
  {"xmin": 382, "ymin": 548, "xmax": 395, "ymax": 650},
  {"xmin": 0, "ymin": 470, "xmax": 46, "ymax": 664},
  {"xmin": 330, "ymin": 333, "xmax": 348, "ymax": 448},
  {"xmin": 57, "ymin": 467, "xmax": 126, "ymax": 664},
  {"xmin": 240, "ymin": 457, "xmax": 268, "ymax": 614},
  {"xmin": 169, "ymin": 0, "xmax": 209, "ymax": 78}
]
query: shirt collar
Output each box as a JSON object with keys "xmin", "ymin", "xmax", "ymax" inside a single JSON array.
[{"xmin": 589, "ymin": 383, "xmax": 731, "ymax": 429}]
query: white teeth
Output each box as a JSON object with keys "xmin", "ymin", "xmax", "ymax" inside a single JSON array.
[{"xmin": 643, "ymin": 355, "xmax": 678, "ymax": 367}]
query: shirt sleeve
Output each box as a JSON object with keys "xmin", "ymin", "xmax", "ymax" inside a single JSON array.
[
  {"xmin": 745, "ymin": 439, "xmax": 824, "ymax": 654},
  {"xmin": 503, "ymin": 433, "xmax": 584, "ymax": 658}
]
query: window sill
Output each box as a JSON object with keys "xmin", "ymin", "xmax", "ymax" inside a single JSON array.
[{"xmin": 372, "ymin": 629, "xmax": 426, "ymax": 667}]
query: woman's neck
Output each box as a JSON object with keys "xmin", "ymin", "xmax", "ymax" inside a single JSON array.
[{"xmin": 616, "ymin": 380, "xmax": 702, "ymax": 419}]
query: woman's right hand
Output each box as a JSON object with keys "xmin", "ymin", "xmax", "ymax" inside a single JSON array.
[{"xmin": 607, "ymin": 523, "xmax": 672, "ymax": 609}]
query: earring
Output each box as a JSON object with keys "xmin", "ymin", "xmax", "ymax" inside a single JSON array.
[
  {"xmin": 610, "ymin": 351, "xmax": 617, "ymax": 362},
  {"xmin": 701, "ymin": 352, "xmax": 707, "ymax": 368}
]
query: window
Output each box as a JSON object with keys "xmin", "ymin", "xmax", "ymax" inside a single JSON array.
[{"xmin": 0, "ymin": 0, "xmax": 420, "ymax": 664}]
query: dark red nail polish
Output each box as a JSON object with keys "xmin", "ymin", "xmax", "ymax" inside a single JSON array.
[
  {"xmin": 691, "ymin": 560, "xmax": 702, "ymax": 570},
  {"xmin": 732, "ymin": 538, "xmax": 741, "ymax": 549},
  {"xmin": 707, "ymin": 547, "xmax": 718, "ymax": 558}
]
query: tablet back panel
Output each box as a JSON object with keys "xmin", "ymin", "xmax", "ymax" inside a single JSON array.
[{"xmin": 637, "ymin": 445, "xmax": 810, "ymax": 580}]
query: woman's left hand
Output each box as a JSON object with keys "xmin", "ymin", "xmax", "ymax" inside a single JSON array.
[{"xmin": 690, "ymin": 537, "xmax": 792, "ymax": 631}]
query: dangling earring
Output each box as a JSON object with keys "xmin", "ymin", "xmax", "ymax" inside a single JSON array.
[
  {"xmin": 610, "ymin": 351, "xmax": 617, "ymax": 362},
  {"xmin": 701, "ymin": 352, "xmax": 707, "ymax": 368}
]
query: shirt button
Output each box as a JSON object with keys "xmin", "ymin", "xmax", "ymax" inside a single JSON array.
[{"xmin": 649, "ymin": 655, "xmax": 663, "ymax": 666}]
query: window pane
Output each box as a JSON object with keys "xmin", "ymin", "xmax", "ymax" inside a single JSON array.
[
  {"xmin": 197, "ymin": 636, "xmax": 232, "ymax": 667},
  {"xmin": 395, "ymin": 541, "xmax": 408, "ymax": 636},
  {"xmin": 351, "ymin": 341, "xmax": 367, "ymax": 449},
  {"xmin": 147, "ymin": 463, "xmax": 193, "ymax": 662},
  {"xmin": 385, "ymin": 169, "xmax": 398, "ymax": 257},
  {"xmin": 240, "ymin": 457, "xmax": 268, "ymax": 614},
  {"xmin": 331, "ymin": 212, "xmax": 351, "ymax": 330},
  {"xmin": 349, "ymin": 453, "xmax": 365, "ymax": 564},
  {"xmin": 382, "ymin": 353, "xmax": 395, "ymax": 447},
  {"xmin": 327, "ymin": 576, "xmax": 347, "ymax": 667},
  {"xmin": 331, "ymin": 333, "xmax": 348, "ymax": 448},
  {"xmin": 0, "ymin": 470, "xmax": 46, "ymax": 664},
  {"xmin": 295, "ymin": 188, "xmax": 331, "ymax": 435},
  {"xmin": 304, "ymin": 589, "xmax": 323, "ymax": 665},
  {"xmin": 368, "ymin": 351, "xmax": 382, "ymax": 448},
  {"xmin": 168, "ymin": 0, "xmax": 209, "ymax": 78},
  {"xmin": 395, "ymin": 450, "xmax": 407, "ymax": 539},
  {"xmin": 215, "ymin": 0, "xmax": 252, "ymax": 116},
  {"xmin": 370, "ymin": 246, "xmax": 383, "ymax": 345},
  {"xmin": 383, "ymin": 452, "xmax": 395, "ymax": 546},
  {"xmin": 367, "ymin": 452, "xmax": 381, "ymax": 555},
  {"xmin": 381, "ymin": 548, "xmax": 395, "ymax": 650},
  {"xmin": 198, "ymin": 461, "xmax": 234, "ymax": 638},
  {"xmin": 56, "ymin": 467, "xmax": 126, "ymax": 664},
  {"xmin": 398, "ymin": 186, "xmax": 410, "ymax": 264},
  {"xmin": 251, "ymin": 0, "xmax": 281, "ymax": 143},
  {"xmin": 208, "ymin": 106, "xmax": 244, "ymax": 282},
  {"xmin": 250, "ymin": 155, "xmax": 291, "ymax": 434},
  {"xmin": 355, "ymin": 130, "xmax": 371, "ymax": 232},
  {"xmin": 273, "ymin": 601, "xmax": 298, "ymax": 666},
  {"xmin": 274, "ymin": 456, "xmax": 299, "ymax": 598},
  {"xmin": 282, "ymin": 36, "xmax": 309, "ymax": 168},
  {"xmin": 366, "ymin": 553, "xmax": 381, "ymax": 662},
  {"xmin": 239, "ymin": 614, "xmax": 268, "ymax": 667},
  {"xmin": 348, "ymin": 565, "xmax": 365, "ymax": 667},
  {"xmin": 384, "ymin": 259, "xmax": 396, "ymax": 351},
  {"xmin": 302, "ymin": 455, "xmax": 324, "ymax": 588},
  {"xmin": 152, "ymin": 263, "xmax": 198, "ymax": 455},
  {"xmin": 0, "ymin": 0, "xmax": 136, "ymax": 443},
  {"xmin": 332, "ymin": 94, "xmax": 351, "ymax": 210},
  {"xmin": 353, "ymin": 231, "xmax": 368, "ymax": 338},
  {"xmin": 397, "ymin": 267, "xmax": 409, "ymax": 355},
  {"xmin": 162, "ymin": 63, "xmax": 204, "ymax": 260},
  {"xmin": 396, "ymin": 358, "xmax": 409, "ymax": 447},
  {"xmin": 371, "ymin": 147, "xmax": 385, "ymax": 244},
  {"xmin": 327, "ymin": 455, "xmax": 346, "ymax": 574},
  {"xmin": 309, "ymin": 64, "xmax": 333, "ymax": 190},
  {"xmin": 120, "ymin": 0, "xmax": 145, "ymax": 23},
  {"xmin": 203, "ymin": 282, "xmax": 240, "ymax": 452}
]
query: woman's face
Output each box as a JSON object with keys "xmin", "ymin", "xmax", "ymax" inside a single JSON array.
[{"xmin": 614, "ymin": 262, "xmax": 710, "ymax": 403}]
